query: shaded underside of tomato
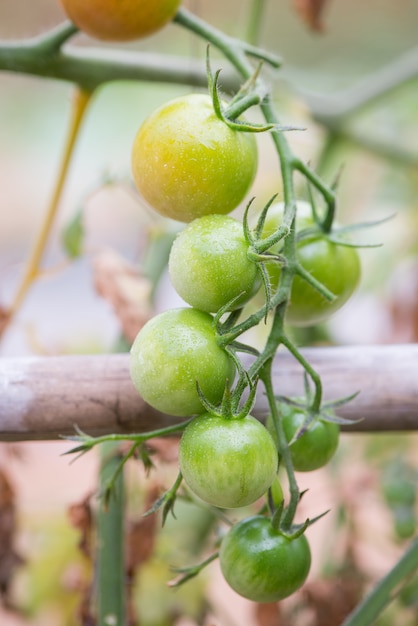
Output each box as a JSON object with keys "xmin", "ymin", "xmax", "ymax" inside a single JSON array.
[
  {"xmin": 131, "ymin": 94, "xmax": 258, "ymax": 222},
  {"xmin": 169, "ymin": 214, "xmax": 261, "ymax": 312},
  {"xmin": 60, "ymin": 0, "xmax": 182, "ymax": 41},
  {"xmin": 129, "ymin": 308, "xmax": 235, "ymax": 417},
  {"xmin": 220, "ymin": 515, "xmax": 311, "ymax": 602},
  {"xmin": 179, "ymin": 413, "xmax": 278, "ymax": 508},
  {"xmin": 281, "ymin": 408, "xmax": 340, "ymax": 472}
]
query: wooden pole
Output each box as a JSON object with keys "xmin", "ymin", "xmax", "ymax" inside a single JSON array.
[{"xmin": 1, "ymin": 344, "xmax": 417, "ymax": 441}]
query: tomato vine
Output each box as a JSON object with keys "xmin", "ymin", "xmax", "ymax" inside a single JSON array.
[{"xmin": 2, "ymin": 2, "xmax": 414, "ymax": 623}]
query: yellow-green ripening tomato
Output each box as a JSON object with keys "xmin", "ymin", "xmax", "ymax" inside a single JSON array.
[
  {"xmin": 130, "ymin": 308, "xmax": 235, "ymax": 417},
  {"xmin": 260, "ymin": 201, "xmax": 361, "ymax": 327},
  {"xmin": 169, "ymin": 214, "xmax": 261, "ymax": 313},
  {"xmin": 179, "ymin": 413, "xmax": 278, "ymax": 508},
  {"xmin": 60, "ymin": 0, "xmax": 182, "ymax": 41},
  {"xmin": 131, "ymin": 94, "xmax": 258, "ymax": 222}
]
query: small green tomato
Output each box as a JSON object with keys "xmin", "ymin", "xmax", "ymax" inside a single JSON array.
[
  {"xmin": 220, "ymin": 515, "xmax": 311, "ymax": 602},
  {"xmin": 179, "ymin": 413, "xmax": 278, "ymax": 508},
  {"xmin": 169, "ymin": 214, "xmax": 261, "ymax": 313},
  {"xmin": 130, "ymin": 308, "xmax": 235, "ymax": 417}
]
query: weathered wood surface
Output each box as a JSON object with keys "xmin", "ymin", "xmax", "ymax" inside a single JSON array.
[{"xmin": 0, "ymin": 344, "xmax": 417, "ymax": 441}]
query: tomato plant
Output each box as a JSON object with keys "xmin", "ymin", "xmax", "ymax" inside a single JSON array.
[
  {"xmin": 60, "ymin": 0, "xmax": 182, "ymax": 41},
  {"xmin": 9, "ymin": 2, "xmax": 410, "ymax": 622},
  {"xmin": 129, "ymin": 308, "xmax": 235, "ymax": 417},
  {"xmin": 279, "ymin": 406, "xmax": 340, "ymax": 472},
  {"xmin": 260, "ymin": 201, "xmax": 361, "ymax": 326},
  {"xmin": 131, "ymin": 94, "xmax": 258, "ymax": 222},
  {"xmin": 169, "ymin": 214, "xmax": 261, "ymax": 312},
  {"xmin": 179, "ymin": 412, "xmax": 278, "ymax": 508},
  {"xmin": 219, "ymin": 515, "xmax": 311, "ymax": 602}
]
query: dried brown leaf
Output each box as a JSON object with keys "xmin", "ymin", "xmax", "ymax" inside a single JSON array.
[
  {"xmin": 292, "ymin": 0, "xmax": 330, "ymax": 32},
  {"xmin": 385, "ymin": 259, "xmax": 418, "ymax": 343},
  {"xmin": 126, "ymin": 485, "xmax": 160, "ymax": 578},
  {"xmin": 302, "ymin": 569, "xmax": 364, "ymax": 626},
  {"xmin": 0, "ymin": 469, "xmax": 24, "ymax": 602},
  {"xmin": 255, "ymin": 602, "xmax": 288, "ymax": 626},
  {"xmin": 92, "ymin": 249, "xmax": 153, "ymax": 343},
  {"xmin": 67, "ymin": 494, "xmax": 94, "ymax": 558},
  {"xmin": 0, "ymin": 307, "xmax": 11, "ymax": 339}
]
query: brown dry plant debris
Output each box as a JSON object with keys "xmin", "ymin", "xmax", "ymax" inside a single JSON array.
[
  {"xmin": 68, "ymin": 493, "xmax": 94, "ymax": 558},
  {"xmin": 255, "ymin": 601, "xmax": 293, "ymax": 626},
  {"xmin": 292, "ymin": 0, "xmax": 330, "ymax": 32},
  {"xmin": 0, "ymin": 468, "xmax": 24, "ymax": 607},
  {"xmin": 92, "ymin": 248, "xmax": 153, "ymax": 343}
]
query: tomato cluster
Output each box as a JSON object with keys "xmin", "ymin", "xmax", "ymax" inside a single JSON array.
[
  {"xmin": 126, "ymin": 90, "xmax": 360, "ymax": 602},
  {"xmin": 53, "ymin": 0, "xmax": 362, "ymax": 609}
]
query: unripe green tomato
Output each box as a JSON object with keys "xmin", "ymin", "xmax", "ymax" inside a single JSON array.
[
  {"xmin": 169, "ymin": 214, "xmax": 261, "ymax": 313},
  {"xmin": 131, "ymin": 94, "xmax": 258, "ymax": 222},
  {"xmin": 179, "ymin": 413, "xmax": 278, "ymax": 508},
  {"xmin": 382, "ymin": 478, "xmax": 416, "ymax": 508},
  {"xmin": 220, "ymin": 515, "xmax": 311, "ymax": 602},
  {"xmin": 393, "ymin": 506, "xmax": 416, "ymax": 540},
  {"xmin": 281, "ymin": 409, "xmax": 340, "ymax": 472},
  {"xmin": 269, "ymin": 475, "xmax": 285, "ymax": 508},
  {"xmin": 130, "ymin": 308, "xmax": 235, "ymax": 417},
  {"xmin": 60, "ymin": 0, "xmax": 182, "ymax": 41},
  {"xmin": 260, "ymin": 201, "xmax": 361, "ymax": 327}
]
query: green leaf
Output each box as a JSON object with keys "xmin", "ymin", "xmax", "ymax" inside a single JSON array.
[{"xmin": 61, "ymin": 209, "xmax": 84, "ymax": 258}]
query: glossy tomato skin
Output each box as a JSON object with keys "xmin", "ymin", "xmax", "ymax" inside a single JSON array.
[
  {"xmin": 131, "ymin": 94, "xmax": 258, "ymax": 222},
  {"xmin": 260, "ymin": 201, "xmax": 361, "ymax": 326},
  {"xmin": 179, "ymin": 413, "xmax": 278, "ymax": 508},
  {"xmin": 169, "ymin": 214, "xmax": 261, "ymax": 313},
  {"xmin": 60, "ymin": 0, "xmax": 182, "ymax": 41},
  {"xmin": 281, "ymin": 408, "xmax": 340, "ymax": 472},
  {"xmin": 130, "ymin": 308, "xmax": 235, "ymax": 417},
  {"xmin": 220, "ymin": 516, "xmax": 311, "ymax": 602}
]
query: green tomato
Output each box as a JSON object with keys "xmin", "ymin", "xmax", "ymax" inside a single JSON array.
[
  {"xmin": 169, "ymin": 214, "xmax": 261, "ymax": 313},
  {"xmin": 260, "ymin": 201, "xmax": 361, "ymax": 327},
  {"xmin": 393, "ymin": 506, "xmax": 416, "ymax": 540},
  {"xmin": 130, "ymin": 308, "xmax": 235, "ymax": 417},
  {"xmin": 281, "ymin": 408, "xmax": 340, "ymax": 472},
  {"xmin": 179, "ymin": 413, "xmax": 278, "ymax": 508},
  {"xmin": 220, "ymin": 515, "xmax": 311, "ymax": 602},
  {"xmin": 131, "ymin": 94, "xmax": 258, "ymax": 222}
]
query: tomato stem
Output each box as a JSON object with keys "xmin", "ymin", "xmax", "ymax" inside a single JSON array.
[
  {"xmin": 261, "ymin": 361, "xmax": 300, "ymax": 531},
  {"xmin": 2, "ymin": 86, "xmax": 91, "ymax": 340}
]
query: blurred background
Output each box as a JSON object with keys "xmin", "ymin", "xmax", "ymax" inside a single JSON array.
[{"xmin": 0, "ymin": 1, "xmax": 418, "ymax": 624}]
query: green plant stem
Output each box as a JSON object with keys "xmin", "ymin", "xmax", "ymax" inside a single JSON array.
[
  {"xmin": 174, "ymin": 9, "xmax": 280, "ymax": 75},
  {"xmin": 304, "ymin": 45, "xmax": 418, "ymax": 122},
  {"xmin": 261, "ymin": 361, "xmax": 300, "ymax": 530},
  {"xmin": 246, "ymin": 0, "xmax": 268, "ymax": 46},
  {"xmin": 0, "ymin": 23, "xmax": 239, "ymax": 92},
  {"xmin": 342, "ymin": 536, "xmax": 418, "ymax": 626},
  {"xmin": 66, "ymin": 419, "xmax": 193, "ymax": 456},
  {"xmin": 97, "ymin": 442, "xmax": 126, "ymax": 626},
  {"xmin": 280, "ymin": 336, "xmax": 323, "ymax": 412}
]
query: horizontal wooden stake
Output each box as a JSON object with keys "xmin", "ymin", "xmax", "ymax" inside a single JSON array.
[{"xmin": 0, "ymin": 344, "xmax": 417, "ymax": 441}]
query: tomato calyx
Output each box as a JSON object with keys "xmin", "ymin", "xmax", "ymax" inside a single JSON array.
[
  {"xmin": 143, "ymin": 471, "xmax": 183, "ymax": 526},
  {"xmin": 206, "ymin": 48, "xmax": 300, "ymax": 135},
  {"xmin": 196, "ymin": 371, "xmax": 258, "ymax": 422},
  {"xmin": 275, "ymin": 389, "xmax": 363, "ymax": 429}
]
